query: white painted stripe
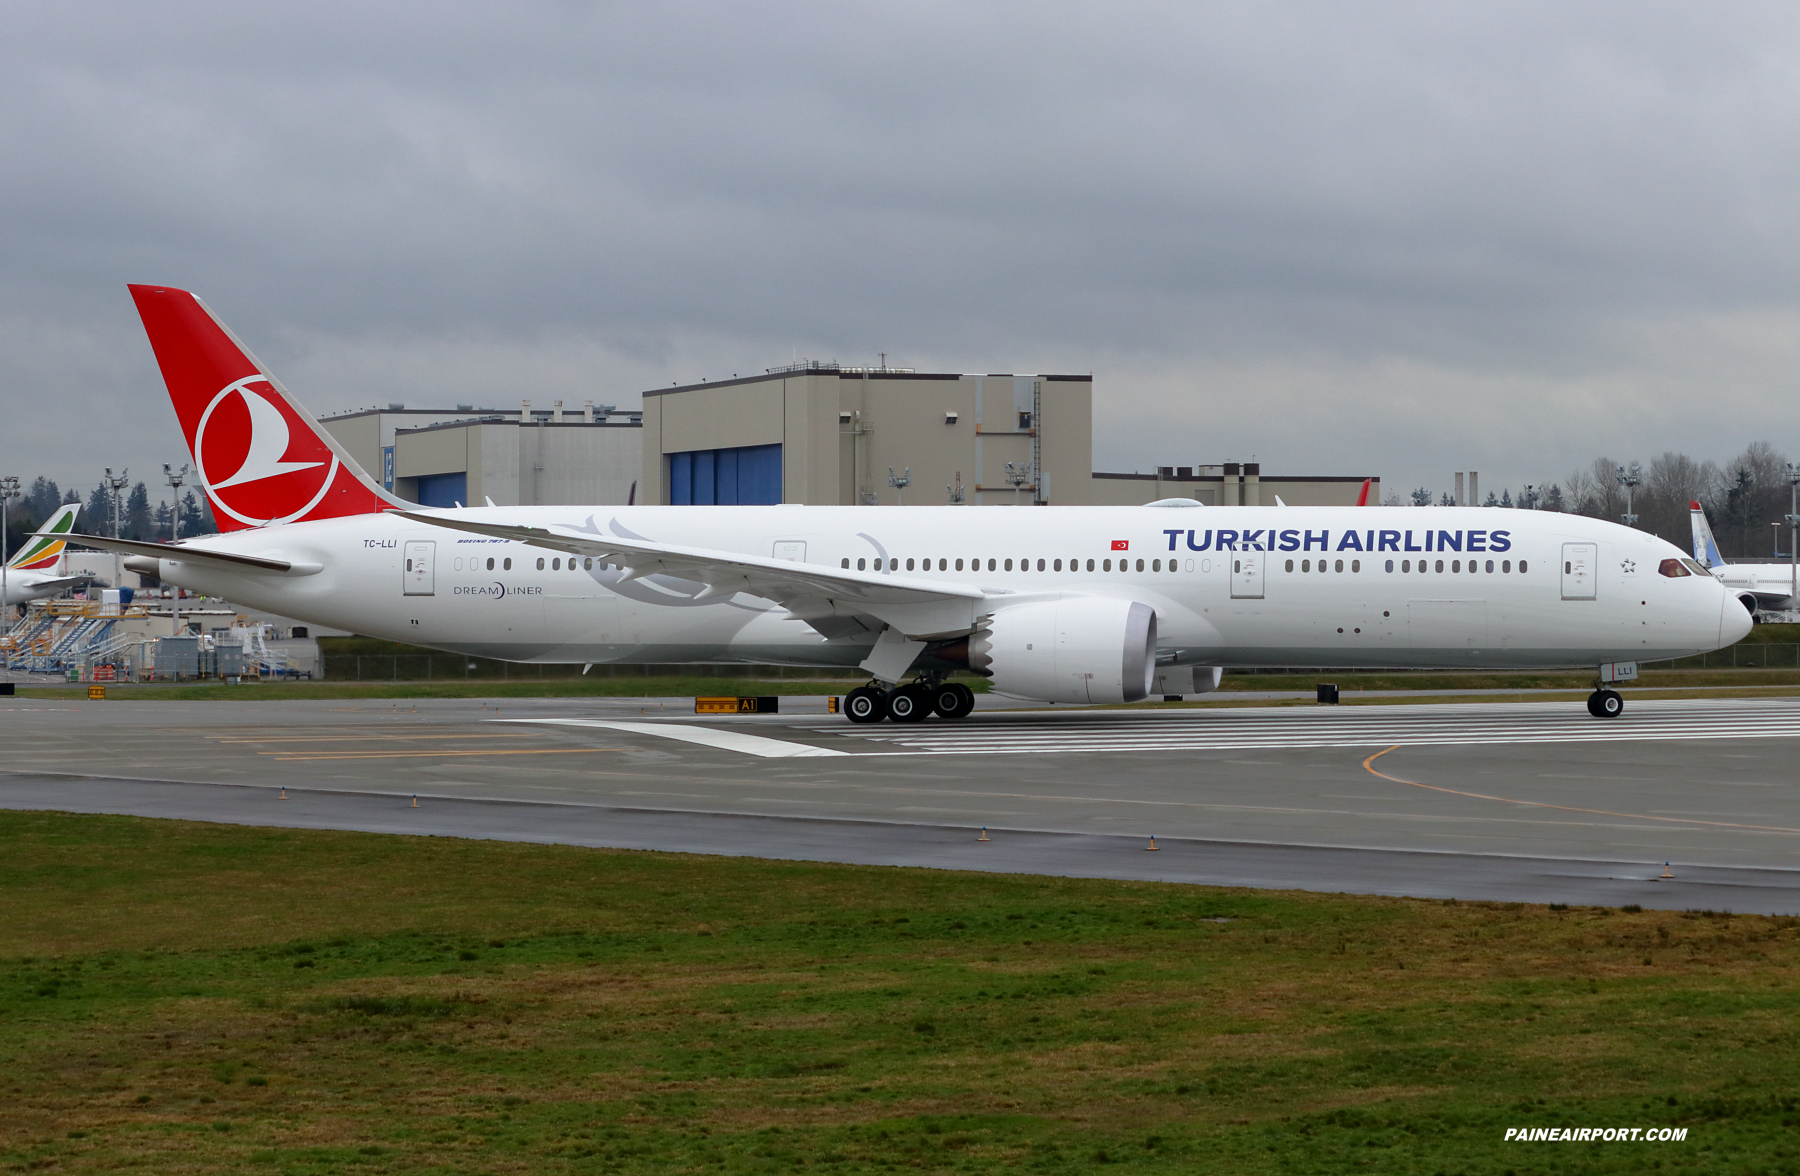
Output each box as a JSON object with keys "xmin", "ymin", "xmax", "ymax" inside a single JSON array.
[
  {"xmin": 500, "ymin": 718, "xmax": 849, "ymax": 758},
  {"xmin": 810, "ymin": 698, "xmax": 1800, "ymax": 755}
]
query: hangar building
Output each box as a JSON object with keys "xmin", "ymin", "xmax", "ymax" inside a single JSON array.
[
  {"xmin": 641, "ymin": 363, "xmax": 1376, "ymax": 506},
  {"xmin": 314, "ymin": 371, "xmax": 1375, "ymax": 510},
  {"xmin": 321, "ymin": 401, "xmax": 643, "ymax": 508}
]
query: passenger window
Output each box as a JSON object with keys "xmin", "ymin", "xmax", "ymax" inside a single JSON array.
[
  {"xmin": 1286, "ymin": 559, "xmax": 1295, "ymax": 572},
  {"xmin": 1451, "ymin": 560, "xmax": 1460, "ymax": 573},
  {"xmin": 1564, "ymin": 561, "xmax": 1571, "ymax": 574},
  {"xmin": 1434, "ymin": 560, "xmax": 1443, "ymax": 573},
  {"xmin": 536, "ymin": 557, "xmax": 545, "ymax": 570},
  {"xmin": 1054, "ymin": 559, "xmax": 1063, "ymax": 571},
  {"xmin": 1351, "ymin": 560, "xmax": 1360, "ymax": 572},
  {"xmin": 1335, "ymin": 559, "xmax": 1344, "ymax": 573},
  {"xmin": 988, "ymin": 558, "xmax": 997, "ymax": 571},
  {"xmin": 905, "ymin": 558, "xmax": 914, "ymax": 571},
  {"xmin": 584, "ymin": 558, "xmax": 592, "ymax": 570},
  {"xmin": 1103, "ymin": 559, "xmax": 1112, "ymax": 572},
  {"xmin": 1385, "ymin": 559, "xmax": 1394, "ymax": 572},
  {"xmin": 1136, "ymin": 559, "xmax": 1145, "ymax": 572},
  {"xmin": 486, "ymin": 557, "xmax": 494, "ymax": 570},
  {"xmin": 1485, "ymin": 560, "xmax": 1494, "ymax": 573},
  {"xmin": 1233, "ymin": 560, "xmax": 1241, "ymax": 573},
  {"xmin": 857, "ymin": 557, "xmax": 866, "ymax": 570},
  {"xmin": 842, "ymin": 558, "xmax": 849, "ymax": 568},
  {"xmin": 1520, "ymin": 560, "xmax": 1528, "ymax": 573},
  {"xmin": 1302, "ymin": 559, "xmax": 1310, "ymax": 572},
  {"xmin": 1658, "ymin": 558, "xmax": 1691, "ymax": 578},
  {"xmin": 1400, "ymin": 560, "xmax": 1409, "ymax": 572},
  {"xmin": 1004, "ymin": 558, "xmax": 1013, "ymax": 571},
  {"xmin": 1502, "ymin": 560, "xmax": 1510, "ymax": 572},
  {"xmin": 503, "ymin": 558, "xmax": 512, "ymax": 571},
  {"xmin": 1038, "ymin": 558, "xmax": 1046, "ymax": 571},
  {"xmin": 940, "ymin": 558, "xmax": 948, "ymax": 570},
  {"xmin": 1087, "ymin": 559, "xmax": 1096, "ymax": 571}
]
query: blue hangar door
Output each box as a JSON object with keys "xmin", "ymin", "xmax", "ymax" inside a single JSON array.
[{"xmin": 668, "ymin": 444, "xmax": 782, "ymax": 505}]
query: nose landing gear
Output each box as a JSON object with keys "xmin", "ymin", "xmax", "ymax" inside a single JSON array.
[{"xmin": 1586, "ymin": 688, "xmax": 1624, "ymax": 718}]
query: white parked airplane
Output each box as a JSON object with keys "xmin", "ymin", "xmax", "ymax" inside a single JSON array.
[
  {"xmin": 1689, "ymin": 500, "xmax": 1798, "ymax": 617},
  {"xmin": 72, "ymin": 285, "xmax": 1750, "ymax": 722},
  {"xmin": 3, "ymin": 505, "xmax": 89, "ymax": 607}
]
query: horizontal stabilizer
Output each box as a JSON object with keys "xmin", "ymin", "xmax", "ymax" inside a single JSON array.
[{"xmin": 66, "ymin": 534, "xmax": 320, "ymax": 575}]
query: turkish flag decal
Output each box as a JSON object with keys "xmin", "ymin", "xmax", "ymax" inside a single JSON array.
[{"xmin": 1111, "ymin": 540, "xmax": 1129, "ymax": 551}]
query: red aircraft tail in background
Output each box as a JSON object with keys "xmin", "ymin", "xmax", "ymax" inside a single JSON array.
[
  {"xmin": 1356, "ymin": 478, "xmax": 1373, "ymax": 506},
  {"xmin": 127, "ymin": 285, "xmax": 406, "ymax": 531}
]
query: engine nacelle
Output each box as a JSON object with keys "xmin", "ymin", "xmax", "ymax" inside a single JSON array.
[
  {"xmin": 968, "ymin": 597, "xmax": 1157, "ymax": 704},
  {"xmin": 1738, "ymin": 593, "xmax": 1760, "ymax": 619}
]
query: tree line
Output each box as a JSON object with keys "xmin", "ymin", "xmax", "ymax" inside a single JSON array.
[
  {"xmin": 1386, "ymin": 443, "xmax": 1794, "ymax": 560},
  {"xmin": 1, "ymin": 476, "xmax": 217, "ymax": 562}
]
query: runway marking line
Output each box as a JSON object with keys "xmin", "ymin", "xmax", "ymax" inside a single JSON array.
[
  {"xmin": 258, "ymin": 748, "xmax": 624, "ymax": 761},
  {"xmin": 214, "ymin": 733, "xmax": 540, "ymax": 743},
  {"xmin": 1362, "ymin": 745, "xmax": 1800, "ymax": 836}
]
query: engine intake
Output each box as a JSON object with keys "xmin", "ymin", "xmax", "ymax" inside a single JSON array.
[{"xmin": 967, "ymin": 597, "xmax": 1157, "ymax": 704}]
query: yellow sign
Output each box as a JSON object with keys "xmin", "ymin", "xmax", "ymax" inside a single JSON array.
[{"xmin": 86, "ymin": 684, "xmax": 106, "ymax": 700}]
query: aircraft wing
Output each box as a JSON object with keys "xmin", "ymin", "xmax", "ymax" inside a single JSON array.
[
  {"xmin": 67, "ymin": 534, "xmax": 322, "ymax": 576},
  {"xmin": 396, "ymin": 511, "xmax": 989, "ymax": 640}
]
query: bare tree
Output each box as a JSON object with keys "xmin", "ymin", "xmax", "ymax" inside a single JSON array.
[{"xmin": 1639, "ymin": 451, "xmax": 1717, "ymax": 546}]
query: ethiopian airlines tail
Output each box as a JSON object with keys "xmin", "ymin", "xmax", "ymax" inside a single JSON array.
[
  {"xmin": 7, "ymin": 504, "xmax": 79, "ymax": 571},
  {"xmin": 127, "ymin": 285, "xmax": 408, "ymax": 531},
  {"xmin": 1689, "ymin": 500, "xmax": 1726, "ymax": 569}
]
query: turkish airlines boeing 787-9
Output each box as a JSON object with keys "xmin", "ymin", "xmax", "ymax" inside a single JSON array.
[{"xmin": 72, "ymin": 285, "xmax": 1750, "ymax": 722}]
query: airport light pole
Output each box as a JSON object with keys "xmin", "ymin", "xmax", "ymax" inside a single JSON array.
[
  {"xmin": 1786, "ymin": 463, "xmax": 1800, "ymax": 604},
  {"xmin": 1615, "ymin": 463, "xmax": 1640, "ymax": 528},
  {"xmin": 887, "ymin": 466, "xmax": 910, "ymax": 506},
  {"xmin": 947, "ymin": 471, "xmax": 965, "ymax": 505},
  {"xmin": 104, "ymin": 466, "xmax": 129, "ymax": 592},
  {"xmin": 164, "ymin": 463, "xmax": 189, "ymax": 637},
  {"xmin": 0, "ymin": 475, "xmax": 19, "ymax": 645}
]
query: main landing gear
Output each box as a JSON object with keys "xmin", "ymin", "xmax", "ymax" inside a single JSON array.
[
  {"xmin": 1586, "ymin": 688, "xmax": 1624, "ymax": 718},
  {"xmin": 843, "ymin": 680, "xmax": 976, "ymax": 724}
]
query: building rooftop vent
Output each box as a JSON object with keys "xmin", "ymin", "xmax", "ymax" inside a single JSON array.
[
  {"xmin": 766, "ymin": 359, "xmax": 840, "ymax": 374},
  {"xmin": 456, "ymin": 403, "xmax": 473, "ymax": 411},
  {"xmin": 388, "ymin": 402, "xmax": 405, "ymax": 410}
]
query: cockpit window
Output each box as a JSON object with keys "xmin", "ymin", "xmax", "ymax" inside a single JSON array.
[
  {"xmin": 1658, "ymin": 558, "xmax": 1691, "ymax": 578},
  {"xmin": 1681, "ymin": 558, "xmax": 1713, "ymax": 577}
]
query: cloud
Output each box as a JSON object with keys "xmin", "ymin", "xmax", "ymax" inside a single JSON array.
[{"xmin": 4, "ymin": 1, "xmax": 1800, "ymax": 496}]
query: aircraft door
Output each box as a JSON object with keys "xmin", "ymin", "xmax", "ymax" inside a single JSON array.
[
  {"xmin": 772, "ymin": 540, "xmax": 806, "ymax": 562},
  {"xmin": 403, "ymin": 541, "xmax": 435, "ymax": 596},
  {"xmin": 1230, "ymin": 549, "xmax": 1264, "ymax": 599},
  {"xmin": 1561, "ymin": 542, "xmax": 1596, "ymax": 600}
]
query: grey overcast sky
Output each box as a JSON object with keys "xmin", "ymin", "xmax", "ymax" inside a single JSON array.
[{"xmin": 4, "ymin": 1, "xmax": 1800, "ymax": 500}]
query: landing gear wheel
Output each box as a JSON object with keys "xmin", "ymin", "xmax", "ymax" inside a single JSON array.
[
  {"xmin": 844, "ymin": 686, "xmax": 888, "ymax": 723},
  {"xmin": 930, "ymin": 681, "xmax": 976, "ymax": 719},
  {"xmin": 1586, "ymin": 689, "xmax": 1624, "ymax": 718},
  {"xmin": 886, "ymin": 684, "xmax": 933, "ymax": 723}
]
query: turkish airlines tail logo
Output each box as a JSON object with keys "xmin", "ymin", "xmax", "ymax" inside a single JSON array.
[{"xmin": 128, "ymin": 285, "xmax": 404, "ymax": 531}]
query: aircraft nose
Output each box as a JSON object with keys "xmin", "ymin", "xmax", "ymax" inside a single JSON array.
[{"xmin": 1720, "ymin": 589, "xmax": 1754, "ymax": 647}]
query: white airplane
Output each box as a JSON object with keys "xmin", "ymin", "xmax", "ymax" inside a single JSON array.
[
  {"xmin": 2, "ymin": 504, "xmax": 89, "ymax": 607},
  {"xmin": 72, "ymin": 285, "xmax": 1750, "ymax": 722},
  {"xmin": 1690, "ymin": 500, "xmax": 1799, "ymax": 617}
]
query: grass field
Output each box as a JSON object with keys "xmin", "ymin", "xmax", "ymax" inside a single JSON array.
[{"xmin": 2, "ymin": 811, "xmax": 1796, "ymax": 1173}]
